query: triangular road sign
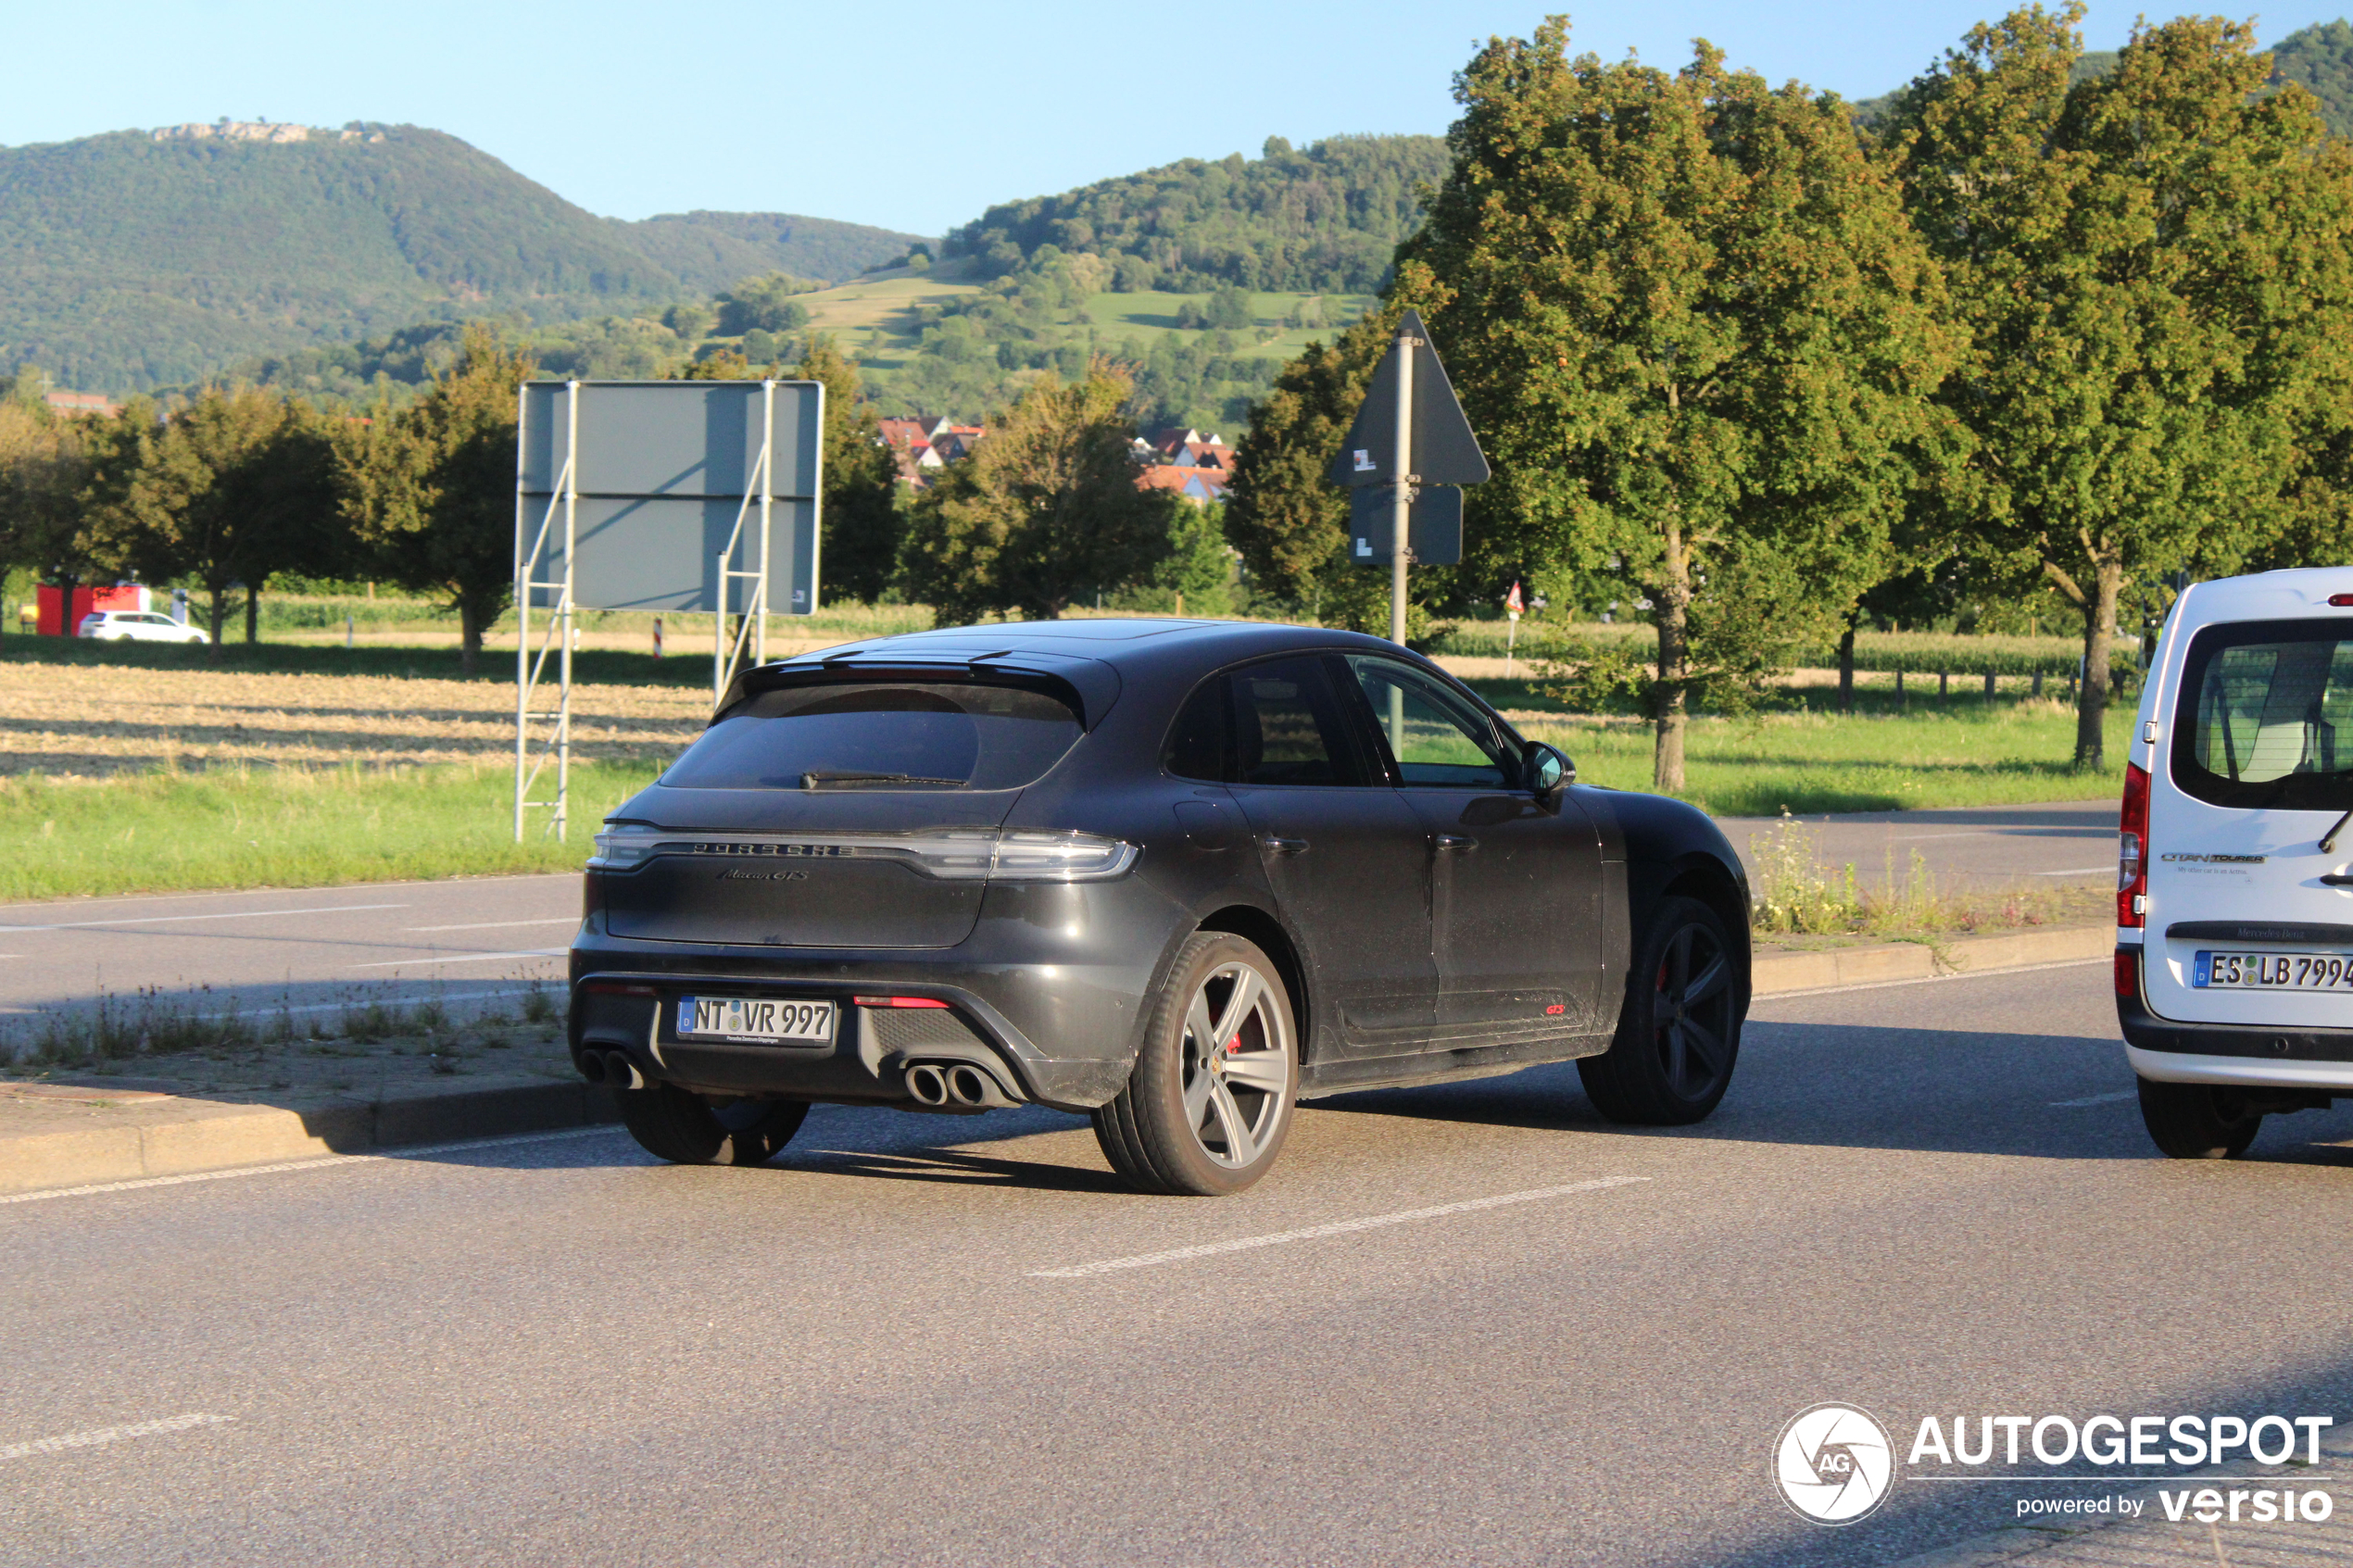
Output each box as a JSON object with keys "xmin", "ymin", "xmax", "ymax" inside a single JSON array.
[{"xmin": 1328, "ymin": 309, "xmax": 1491, "ymax": 489}]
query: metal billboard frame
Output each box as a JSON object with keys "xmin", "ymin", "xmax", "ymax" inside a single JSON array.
[{"xmin": 512, "ymin": 379, "xmax": 824, "ymax": 843}]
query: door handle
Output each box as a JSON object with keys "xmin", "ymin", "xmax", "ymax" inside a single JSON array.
[
  {"xmin": 1435, "ymin": 834, "xmax": 1477, "ymax": 852},
  {"xmin": 2323, "ymin": 873, "xmax": 2353, "ymax": 887},
  {"xmin": 1258, "ymin": 835, "xmax": 1309, "ymax": 856}
]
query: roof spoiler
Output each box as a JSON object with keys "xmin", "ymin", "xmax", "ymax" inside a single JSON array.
[{"xmin": 715, "ymin": 649, "xmax": 1124, "ymax": 731}]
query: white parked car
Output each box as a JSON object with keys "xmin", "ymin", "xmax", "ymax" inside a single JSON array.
[
  {"xmin": 75, "ymin": 609, "xmax": 208, "ymax": 645},
  {"xmin": 2120, "ymin": 566, "xmax": 2353, "ymax": 1156}
]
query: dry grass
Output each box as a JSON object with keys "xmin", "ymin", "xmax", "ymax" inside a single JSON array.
[{"xmin": 0, "ymin": 662, "xmax": 712, "ymax": 779}]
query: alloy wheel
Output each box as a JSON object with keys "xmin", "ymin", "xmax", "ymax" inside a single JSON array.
[
  {"xmin": 1177, "ymin": 960, "xmax": 1293, "ymax": 1169},
  {"xmin": 1651, "ymin": 921, "xmax": 1734, "ymax": 1100}
]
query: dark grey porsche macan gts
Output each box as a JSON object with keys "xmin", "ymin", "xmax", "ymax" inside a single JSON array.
[{"xmin": 570, "ymin": 618, "xmax": 1752, "ymax": 1195}]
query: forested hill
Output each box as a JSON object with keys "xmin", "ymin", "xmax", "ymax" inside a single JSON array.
[
  {"xmin": 615, "ymin": 209, "xmax": 925, "ymax": 295},
  {"xmin": 0, "ymin": 125, "xmax": 924, "ymax": 392},
  {"xmin": 942, "ymin": 134, "xmax": 1451, "ymax": 295}
]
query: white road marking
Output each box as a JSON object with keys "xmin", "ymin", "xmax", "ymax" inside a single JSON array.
[
  {"xmin": 405, "ymin": 918, "xmax": 579, "ymax": 934},
  {"xmin": 2032, "ymin": 867, "xmax": 2115, "ymax": 876},
  {"xmin": 0, "ymin": 902, "xmax": 407, "ymax": 933},
  {"xmin": 0, "ymin": 1125, "xmax": 623, "ymax": 1207},
  {"xmin": 352, "ymin": 947, "xmax": 567, "ymax": 970},
  {"xmin": 1032, "ymin": 1175, "xmax": 1652, "ymax": 1278},
  {"xmin": 0, "ymin": 1411, "xmax": 233, "ymax": 1463},
  {"xmin": 1751, "ymin": 955, "xmax": 2110, "ymax": 1003},
  {"xmin": 2050, "ymin": 1089, "xmax": 2137, "ymax": 1107}
]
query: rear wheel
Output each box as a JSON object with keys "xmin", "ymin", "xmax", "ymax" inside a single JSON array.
[
  {"xmin": 2137, "ymin": 1078, "xmax": 2262, "ymax": 1160},
  {"xmin": 1579, "ymin": 896, "xmax": 1743, "ymax": 1125},
  {"xmin": 615, "ymin": 1083, "xmax": 807, "ymax": 1166},
  {"xmin": 1093, "ymin": 932, "xmax": 1297, "ymax": 1196}
]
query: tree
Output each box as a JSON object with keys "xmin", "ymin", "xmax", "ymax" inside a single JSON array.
[
  {"xmin": 342, "ymin": 325, "xmax": 535, "ymax": 672},
  {"xmin": 0, "ymin": 394, "xmax": 92, "ymax": 586},
  {"xmin": 900, "ymin": 360, "xmax": 1180, "ymax": 624},
  {"xmin": 715, "ymin": 273, "xmax": 816, "ymax": 336},
  {"xmin": 791, "ymin": 335, "xmax": 902, "ymax": 603},
  {"xmin": 1887, "ymin": 6, "xmax": 2353, "ymax": 767},
  {"xmin": 1399, "ymin": 19, "xmax": 1951, "ymax": 787},
  {"xmin": 78, "ymin": 386, "xmax": 341, "ymax": 647},
  {"xmin": 1155, "ymin": 500, "xmax": 1237, "ymax": 615}
]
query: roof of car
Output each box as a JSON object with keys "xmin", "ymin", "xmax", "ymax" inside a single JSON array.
[
  {"xmin": 775, "ymin": 618, "xmax": 1411, "ymax": 676},
  {"xmin": 2175, "ymin": 567, "xmax": 2353, "ymax": 628}
]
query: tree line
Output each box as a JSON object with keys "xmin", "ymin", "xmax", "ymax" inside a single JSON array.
[
  {"xmin": 0, "ymin": 330, "xmax": 905, "ymax": 671},
  {"xmin": 1226, "ymin": 5, "xmax": 2353, "ymax": 785}
]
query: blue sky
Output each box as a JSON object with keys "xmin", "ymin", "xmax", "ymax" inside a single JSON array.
[{"xmin": 1, "ymin": 2, "xmax": 2342, "ymax": 238}]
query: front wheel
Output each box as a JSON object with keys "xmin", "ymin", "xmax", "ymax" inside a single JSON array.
[
  {"xmin": 2137, "ymin": 1079, "xmax": 2262, "ymax": 1160},
  {"xmin": 1093, "ymin": 932, "xmax": 1298, "ymax": 1196},
  {"xmin": 1579, "ymin": 896, "xmax": 1743, "ymax": 1124},
  {"xmin": 615, "ymin": 1083, "xmax": 807, "ymax": 1166}
]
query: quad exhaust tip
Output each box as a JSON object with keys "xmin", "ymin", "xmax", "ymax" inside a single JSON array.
[
  {"xmin": 905, "ymin": 1062, "xmax": 950, "ymax": 1106},
  {"xmin": 946, "ymin": 1065, "xmax": 994, "ymax": 1107},
  {"xmin": 581, "ymin": 1049, "xmax": 646, "ymax": 1091},
  {"xmin": 902, "ymin": 1060, "xmax": 1016, "ymax": 1109}
]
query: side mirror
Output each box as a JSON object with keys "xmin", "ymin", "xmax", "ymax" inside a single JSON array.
[{"xmin": 1525, "ymin": 743, "xmax": 1574, "ymax": 800}]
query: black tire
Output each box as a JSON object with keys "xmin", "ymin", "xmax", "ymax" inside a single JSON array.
[
  {"xmin": 1091, "ymin": 932, "xmax": 1298, "ymax": 1196},
  {"xmin": 2137, "ymin": 1078, "xmax": 2262, "ymax": 1160},
  {"xmin": 615, "ymin": 1083, "xmax": 807, "ymax": 1166},
  {"xmin": 1579, "ymin": 895, "xmax": 1743, "ymax": 1125}
]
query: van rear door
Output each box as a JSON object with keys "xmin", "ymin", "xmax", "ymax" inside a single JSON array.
[{"xmin": 2145, "ymin": 615, "xmax": 2353, "ymax": 1026}]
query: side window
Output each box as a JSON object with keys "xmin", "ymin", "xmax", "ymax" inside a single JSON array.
[
  {"xmin": 1163, "ymin": 676, "xmax": 1228, "ymax": 782},
  {"xmin": 1344, "ymin": 655, "xmax": 1516, "ymax": 788},
  {"xmin": 1228, "ymin": 658, "xmax": 1371, "ymax": 787}
]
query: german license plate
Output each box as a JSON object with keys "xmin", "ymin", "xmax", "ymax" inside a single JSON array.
[
  {"xmin": 2192, "ymin": 951, "xmax": 2353, "ymax": 991},
  {"xmin": 677, "ymin": 996, "xmax": 834, "ymax": 1043}
]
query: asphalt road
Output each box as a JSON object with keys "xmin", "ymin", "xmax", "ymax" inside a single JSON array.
[
  {"xmin": 1718, "ymin": 798, "xmax": 2119, "ymax": 891},
  {"xmin": 0, "ymin": 875, "xmax": 581, "ymax": 1026},
  {"xmin": 0, "ymin": 800, "xmax": 2117, "ymax": 1031},
  {"xmin": 6, "ymin": 958, "xmax": 2349, "ymax": 1567}
]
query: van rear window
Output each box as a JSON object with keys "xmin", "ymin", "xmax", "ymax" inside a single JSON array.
[
  {"xmin": 662, "ymin": 682, "xmax": 1083, "ymax": 792},
  {"xmin": 2171, "ymin": 621, "xmax": 2353, "ymax": 809}
]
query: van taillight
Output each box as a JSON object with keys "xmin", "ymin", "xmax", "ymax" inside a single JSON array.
[
  {"xmin": 2118, "ymin": 761, "xmax": 2150, "ymax": 928},
  {"xmin": 2114, "ymin": 950, "xmax": 2139, "ymax": 997},
  {"xmin": 2332, "ymin": 594, "xmax": 2353, "ymax": 607}
]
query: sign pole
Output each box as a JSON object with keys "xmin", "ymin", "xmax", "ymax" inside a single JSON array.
[
  {"xmin": 1388, "ymin": 324, "xmax": 1415, "ymax": 753},
  {"xmin": 1390, "ymin": 325, "xmax": 1415, "ymax": 651}
]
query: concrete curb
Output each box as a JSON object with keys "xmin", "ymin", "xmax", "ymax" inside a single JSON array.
[
  {"xmin": 0, "ymin": 923, "xmax": 2113, "ymax": 1199},
  {"xmin": 1752, "ymin": 924, "xmax": 2112, "ymax": 997},
  {"xmin": 0, "ymin": 1079, "xmax": 620, "ymax": 1198}
]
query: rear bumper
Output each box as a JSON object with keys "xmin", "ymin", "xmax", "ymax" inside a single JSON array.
[
  {"xmin": 571, "ymin": 975, "xmax": 1117, "ymax": 1109},
  {"xmin": 569, "ymin": 879, "xmax": 1188, "ymax": 1112},
  {"xmin": 2116, "ymin": 946, "xmax": 2353, "ymax": 1072}
]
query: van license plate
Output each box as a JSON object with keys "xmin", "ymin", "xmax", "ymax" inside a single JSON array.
[
  {"xmin": 677, "ymin": 996, "xmax": 834, "ymax": 1043},
  {"xmin": 2192, "ymin": 951, "xmax": 2353, "ymax": 991}
]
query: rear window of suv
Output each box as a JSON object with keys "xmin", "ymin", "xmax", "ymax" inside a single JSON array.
[
  {"xmin": 662, "ymin": 681, "xmax": 1083, "ymax": 792},
  {"xmin": 2171, "ymin": 621, "xmax": 2353, "ymax": 809}
]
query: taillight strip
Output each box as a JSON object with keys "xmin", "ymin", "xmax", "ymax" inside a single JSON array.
[{"xmin": 2118, "ymin": 761, "xmax": 2150, "ymax": 929}]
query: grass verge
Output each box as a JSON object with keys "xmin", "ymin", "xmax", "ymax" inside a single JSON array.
[
  {"xmin": 1745, "ymin": 814, "xmax": 2109, "ymax": 943},
  {"xmin": 1480, "ymin": 691, "xmax": 2126, "ymax": 816},
  {"xmin": 0, "ymin": 760, "xmax": 655, "ymax": 903}
]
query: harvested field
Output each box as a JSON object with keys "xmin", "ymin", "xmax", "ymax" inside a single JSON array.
[{"xmin": 0, "ymin": 662, "xmax": 711, "ymax": 780}]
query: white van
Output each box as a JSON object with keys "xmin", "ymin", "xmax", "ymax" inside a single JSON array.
[{"xmin": 2121, "ymin": 567, "xmax": 2353, "ymax": 1157}]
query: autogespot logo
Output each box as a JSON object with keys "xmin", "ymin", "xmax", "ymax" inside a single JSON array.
[{"xmin": 1775, "ymin": 1403, "xmax": 1896, "ymax": 1524}]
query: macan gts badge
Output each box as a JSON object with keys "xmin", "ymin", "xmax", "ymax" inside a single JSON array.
[{"xmin": 571, "ymin": 619, "xmax": 1754, "ymax": 1194}]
